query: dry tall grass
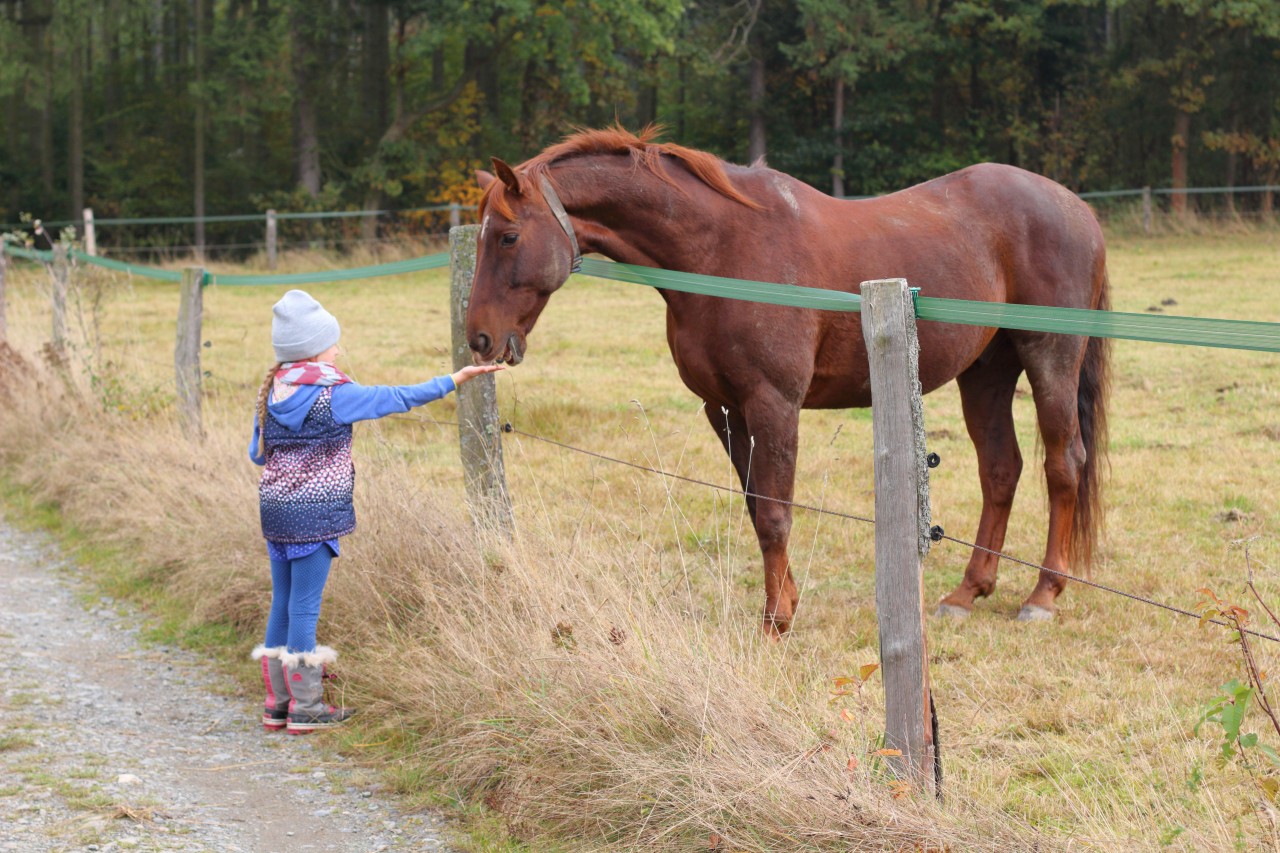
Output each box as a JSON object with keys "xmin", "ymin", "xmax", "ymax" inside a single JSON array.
[{"xmin": 3, "ymin": 232, "xmax": 1280, "ymax": 850}]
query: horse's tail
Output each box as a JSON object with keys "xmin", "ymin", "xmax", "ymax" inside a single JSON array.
[{"xmin": 1071, "ymin": 270, "xmax": 1111, "ymax": 577}]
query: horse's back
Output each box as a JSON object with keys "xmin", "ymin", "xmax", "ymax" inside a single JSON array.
[{"xmin": 831, "ymin": 163, "xmax": 1105, "ymax": 310}]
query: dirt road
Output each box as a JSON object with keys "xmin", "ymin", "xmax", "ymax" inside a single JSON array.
[{"xmin": 0, "ymin": 517, "xmax": 454, "ymax": 853}]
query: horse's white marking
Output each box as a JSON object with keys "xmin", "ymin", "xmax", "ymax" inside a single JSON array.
[
  {"xmin": 772, "ymin": 176, "xmax": 800, "ymax": 216},
  {"xmin": 480, "ymin": 215, "xmax": 490, "ymax": 242}
]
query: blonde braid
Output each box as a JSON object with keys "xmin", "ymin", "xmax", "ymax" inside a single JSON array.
[{"xmin": 256, "ymin": 362, "xmax": 282, "ymax": 457}]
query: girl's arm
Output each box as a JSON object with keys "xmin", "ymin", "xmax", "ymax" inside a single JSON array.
[
  {"xmin": 330, "ymin": 366, "xmax": 507, "ymax": 425},
  {"xmin": 329, "ymin": 377, "xmax": 457, "ymax": 425}
]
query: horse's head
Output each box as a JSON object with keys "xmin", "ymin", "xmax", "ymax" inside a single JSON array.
[{"xmin": 466, "ymin": 158, "xmax": 578, "ymax": 365}]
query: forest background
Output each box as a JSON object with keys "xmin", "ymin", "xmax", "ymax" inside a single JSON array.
[{"xmin": 1, "ymin": 0, "xmax": 1279, "ymax": 230}]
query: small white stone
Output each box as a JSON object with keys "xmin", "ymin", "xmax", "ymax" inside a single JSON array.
[{"xmin": 116, "ymin": 773, "xmax": 142, "ymax": 786}]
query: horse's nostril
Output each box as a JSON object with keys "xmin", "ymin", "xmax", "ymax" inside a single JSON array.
[{"xmin": 471, "ymin": 332, "xmax": 491, "ymax": 354}]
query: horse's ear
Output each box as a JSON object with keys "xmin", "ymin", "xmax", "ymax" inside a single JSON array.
[
  {"xmin": 475, "ymin": 169, "xmax": 495, "ymax": 190},
  {"xmin": 491, "ymin": 158, "xmax": 523, "ymax": 196}
]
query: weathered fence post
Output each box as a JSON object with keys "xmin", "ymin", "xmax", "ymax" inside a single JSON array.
[
  {"xmin": 860, "ymin": 277, "xmax": 938, "ymax": 800},
  {"xmin": 449, "ymin": 202, "xmax": 461, "ymax": 230},
  {"xmin": 51, "ymin": 244, "xmax": 69, "ymax": 355},
  {"xmin": 83, "ymin": 207, "xmax": 97, "ymax": 256},
  {"xmin": 266, "ymin": 210, "xmax": 278, "ymax": 270},
  {"xmin": 175, "ymin": 267, "xmax": 205, "ymax": 438},
  {"xmin": 1142, "ymin": 186, "xmax": 1152, "ymax": 234},
  {"xmin": 449, "ymin": 225, "xmax": 514, "ymax": 536}
]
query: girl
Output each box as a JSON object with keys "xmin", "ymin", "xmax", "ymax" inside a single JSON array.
[{"xmin": 248, "ymin": 289, "xmax": 502, "ymax": 734}]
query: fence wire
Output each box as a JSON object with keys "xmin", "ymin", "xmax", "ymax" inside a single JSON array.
[{"xmin": 389, "ymin": 412, "xmax": 1279, "ymax": 644}]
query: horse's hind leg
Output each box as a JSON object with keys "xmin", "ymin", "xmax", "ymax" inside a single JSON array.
[
  {"xmin": 704, "ymin": 401, "xmax": 801, "ymax": 637},
  {"xmin": 938, "ymin": 336, "xmax": 1024, "ymax": 616},
  {"xmin": 1015, "ymin": 336, "xmax": 1090, "ymax": 621}
]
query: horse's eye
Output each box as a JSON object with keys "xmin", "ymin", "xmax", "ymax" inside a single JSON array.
[{"xmin": 500, "ymin": 232, "xmax": 519, "ymax": 247}]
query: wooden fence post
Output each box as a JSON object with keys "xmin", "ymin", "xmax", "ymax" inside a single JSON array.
[
  {"xmin": 1142, "ymin": 186, "xmax": 1152, "ymax": 235},
  {"xmin": 51, "ymin": 245, "xmax": 69, "ymax": 356},
  {"xmin": 83, "ymin": 207, "xmax": 97, "ymax": 256},
  {"xmin": 860, "ymin": 277, "xmax": 938, "ymax": 800},
  {"xmin": 266, "ymin": 210, "xmax": 278, "ymax": 270},
  {"xmin": 449, "ymin": 202, "xmax": 461, "ymax": 229},
  {"xmin": 175, "ymin": 267, "xmax": 204, "ymax": 438},
  {"xmin": 449, "ymin": 224, "xmax": 514, "ymax": 536}
]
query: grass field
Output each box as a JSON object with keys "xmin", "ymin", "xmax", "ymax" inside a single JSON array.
[{"xmin": 3, "ymin": 228, "xmax": 1280, "ymax": 850}]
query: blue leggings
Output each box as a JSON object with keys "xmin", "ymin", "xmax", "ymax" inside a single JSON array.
[{"xmin": 263, "ymin": 547, "xmax": 334, "ymax": 654}]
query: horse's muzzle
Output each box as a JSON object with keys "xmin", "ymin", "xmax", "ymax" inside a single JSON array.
[{"xmin": 501, "ymin": 332, "xmax": 525, "ymax": 365}]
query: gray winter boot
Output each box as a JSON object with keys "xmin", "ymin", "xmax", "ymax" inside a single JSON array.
[
  {"xmin": 251, "ymin": 645, "xmax": 290, "ymax": 731},
  {"xmin": 281, "ymin": 646, "xmax": 353, "ymax": 735}
]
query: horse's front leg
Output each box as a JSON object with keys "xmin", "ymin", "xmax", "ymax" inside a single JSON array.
[{"xmin": 706, "ymin": 399, "xmax": 801, "ymax": 638}]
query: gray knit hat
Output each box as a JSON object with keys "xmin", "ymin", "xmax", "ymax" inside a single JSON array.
[{"xmin": 272, "ymin": 290, "xmax": 340, "ymax": 362}]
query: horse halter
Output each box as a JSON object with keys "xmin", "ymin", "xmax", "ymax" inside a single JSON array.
[{"xmin": 538, "ymin": 174, "xmax": 583, "ymax": 274}]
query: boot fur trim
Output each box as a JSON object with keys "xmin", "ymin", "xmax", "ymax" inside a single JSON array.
[
  {"xmin": 251, "ymin": 644, "xmax": 287, "ymax": 661},
  {"xmin": 281, "ymin": 645, "xmax": 339, "ymax": 669}
]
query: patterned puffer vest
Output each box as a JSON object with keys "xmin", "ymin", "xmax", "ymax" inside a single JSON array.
[{"xmin": 259, "ymin": 388, "xmax": 356, "ymax": 543}]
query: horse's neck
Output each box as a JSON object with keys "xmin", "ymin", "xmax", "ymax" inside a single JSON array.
[{"xmin": 555, "ymin": 159, "xmax": 725, "ymax": 270}]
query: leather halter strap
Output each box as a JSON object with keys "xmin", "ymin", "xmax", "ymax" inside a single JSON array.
[{"xmin": 538, "ymin": 174, "xmax": 582, "ymax": 274}]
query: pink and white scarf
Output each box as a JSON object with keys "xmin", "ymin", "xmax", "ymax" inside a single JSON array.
[{"xmin": 275, "ymin": 361, "xmax": 352, "ymax": 387}]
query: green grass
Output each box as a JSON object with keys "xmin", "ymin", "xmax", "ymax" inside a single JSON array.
[{"xmin": 0, "ymin": 734, "xmax": 35, "ymax": 752}]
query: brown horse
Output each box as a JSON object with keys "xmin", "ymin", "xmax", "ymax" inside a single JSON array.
[{"xmin": 468, "ymin": 126, "xmax": 1109, "ymax": 636}]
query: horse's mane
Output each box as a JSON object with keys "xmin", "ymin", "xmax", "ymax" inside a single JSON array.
[{"xmin": 481, "ymin": 124, "xmax": 763, "ymax": 220}]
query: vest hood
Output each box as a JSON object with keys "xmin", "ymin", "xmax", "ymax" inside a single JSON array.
[{"xmin": 267, "ymin": 384, "xmax": 323, "ymax": 431}]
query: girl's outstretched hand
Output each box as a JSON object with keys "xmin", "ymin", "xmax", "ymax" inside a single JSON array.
[{"xmin": 451, "ymin": 364, "xmax": 506, "ymax": 387}]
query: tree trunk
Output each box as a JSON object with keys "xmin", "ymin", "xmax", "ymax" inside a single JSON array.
[
  {"xmin": 360, "ymin": 189, "xmax": 382, "ymax": 244},
  {"xmin": 462, "ymin": 29, "xmax": 502, "ymax": 121},
  {"xmin": 637, "ymin": 63, "xmax": 657, "ymax": 128},
  {"xmin": 1171, "ymin": 108, "xmax": 1190, "ymax": 215},
  {"xmin": 40, "ymin": 18, "xmax": 54, "ymax": 200},
  {"xmin": 151, "ymin": 0, "xmax": 164, "ymax": 82},
  {"xmin": 69, "ymin": 29, "xmax": 84, "ymax": 220},
  {"xmin": 362, "ymin": 2, "xmax": 389, "ymax": 137},
  {"xmin": 194, "ymin": 0, "xmax": 207, "ymax": 255},
  {"xmin": 1225, "ymin": 114, "xmax": 1238, "ymax": 217},
  {"xmin": 518, "ymin": 59, "xmax": 537, "ymax": 147},
  {"xmin": 290, "ymin": 6, "xmax": 321, "ymax": 197},
  {"xmin": 832, "ymin": 76, "xmax": 845, "ymax": 197},
  {"xmin": 748, "ymin": 55, "xmax": 766, "ymax": 164},
  {"xmin": 677, "ymin": 53, "xmax": 686, "ymax": 141},
  {"xmin": 104, "ymin": 0, "xmax": 121, "ymax": 139}
]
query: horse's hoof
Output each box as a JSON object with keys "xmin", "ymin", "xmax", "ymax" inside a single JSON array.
[
  {"xmin": 935, "ymin": 603, "xmax": 971, "ymax": 619},
  {"xmin": 761, "ymin": 617, "xmax": 790, "ymax": 641},
  {"xmin": 1016, "ymin": 605, "xmax": 1054, "ymax": 622}
]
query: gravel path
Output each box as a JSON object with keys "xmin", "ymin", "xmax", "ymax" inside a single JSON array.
[{"xmin": 0, "ymin": 518, "xmax": 456, "ymax": 853}]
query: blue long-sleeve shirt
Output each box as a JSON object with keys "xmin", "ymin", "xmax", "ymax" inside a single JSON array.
[{"xmin": 249, "ymin": 375, "xmax": 456, "ymax": 560}]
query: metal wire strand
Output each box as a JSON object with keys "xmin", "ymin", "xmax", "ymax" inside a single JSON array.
[
  {"xmin": 393, "ymin": 413, "xmax": 1279, "ymax": 644},
  {"xmin": 936, "ymin": 533, "xmax": 1280, "ymax": 644}
]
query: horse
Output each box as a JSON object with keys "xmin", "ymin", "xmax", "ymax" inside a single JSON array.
[{"xmin": 467, "ymin": 125, "xmax": 1109, "ymax": 637}]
